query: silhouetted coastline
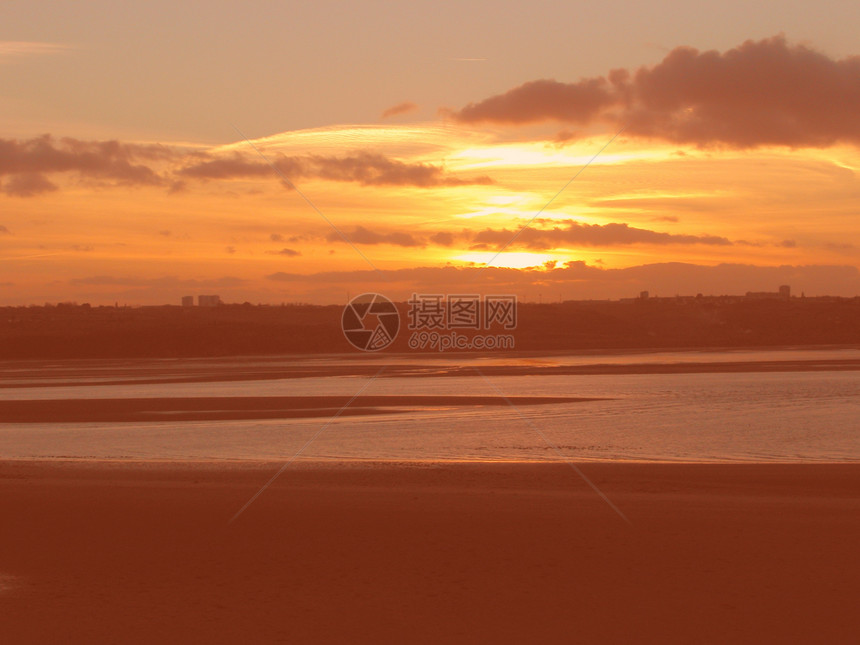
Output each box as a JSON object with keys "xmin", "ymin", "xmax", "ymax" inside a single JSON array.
[{"xmin": 1, "ymin": 297, "xmax": 858, "ymax": 359}]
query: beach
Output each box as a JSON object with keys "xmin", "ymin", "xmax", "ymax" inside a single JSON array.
[{"xmin": 1, "ymin": 459, "xmax": 858, "ymax": 644}]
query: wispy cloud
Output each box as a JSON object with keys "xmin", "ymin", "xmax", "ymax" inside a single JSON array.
[
  {"xmin": 469, "ymin": 221, "xmax": 732, "ymax": 248},
  {"xmin": 268, "ymin": 248, "xmax": 301, "ymax": 257},
  {"xmin": 178, "ymin": 151, "xmax": 493, "ymax": 187},
  {"xmin": 0, "ymin": 134, "xmax": 494, "ymax": 198},
  {"xmin": 381, "ymin": 101, "xmax": 419, "ymax": 119},
  {"xmin": 265, "ymin": 262, "xmax": 860, "ymax": 299},
  {"xmin": 326, "ymin": 225, "xmax": 424, "ymax": 247},
  {"xmin": 0, "ymin": 41, "xmax": 73, "ymax": 61},
  {"xmin": 70, "ymin": 275, "xmax": 247, "ymax": 288},
  {"xmin": 321, "ymin": 219, "xmax": 734, "ymax": 250}
]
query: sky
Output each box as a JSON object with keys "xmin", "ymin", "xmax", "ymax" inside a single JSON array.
[{"xmin": 2, "ymin": 0, "xmax": 860, "ymax": 305}]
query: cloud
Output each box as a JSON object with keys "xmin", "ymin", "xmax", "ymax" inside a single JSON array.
[
  {"xmin": 591, "ymin": 197, "xmax": 726, "ymax": 213},
  {"xmin": 553, "ymin": 129, "xmax": 581, "ymax": 145},
  {"xmin": 270, "ymin": 233, "xmax": 284, "ymax": 242},
  {"xmin": 322, "ymin": 219, "xmax": 732, "ymax": 251},
  {"xmin": 1, "ymin": 134, "xmax": 492, "ymax": 198},
  {"xmin": 451, "ymin": 77, "xmax": 614, "ymax": 125},
  {"xmin": 381, "ymin": 101, "xmax": 419, "ymax": 119},
  {"xmin": 0, "ymin": 225, "xmax": 9, "ymax": 234},
  {"xmin": 430, "ymin": 231, "xmax": 455, "ymax": 246},
  {"xmin": 178, "ymin": 151, "xmax": 493, "ymax": 187},
  {"xmin": 0, "ymin": 135, "xmax": 168, "ymax": 193},
  {"xmin": 273, "ymin": 248, "xmax": 301, "ymax": 257},
  {"xmin": 825, "ymin": 242, "xmax": 856, "ymax": 251},
  {"xmin": 0, "ymin": 41, "xmax": 72, "ymax": 61},
  {"xmin": 175, "ymin": 154, "xmax": 271, "ymax": 180},
  {"xmin": 265, "ymin": 262, "xmax": 860, "ymax": 299},
  {"xmin": 448, "ymin": 36, "xmax": 860, "ymax": 148},
  {"xmin": 1, "ymin": 172, "xmax": 58, "ymax": 197},
  {"xmin": 470, "ymin": 220, "xmax": 732, "ymax": 249},
  {"xmin": 327, "ymin": 225, "xmax": 424, "ymax": 247},
  {"xmin": 70, "ymin": 275, "xmax": 248, "ymax": 288}
]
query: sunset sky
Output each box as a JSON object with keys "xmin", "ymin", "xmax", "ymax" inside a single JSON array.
[{"xmin": 3, "ymin": 1, "xmax": 860, "ymax": 305}]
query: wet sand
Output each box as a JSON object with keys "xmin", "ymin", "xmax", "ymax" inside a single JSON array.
[
  {"xmin": 1, "ymin": 460, "xmax": 858, "ymax": 644},
  {"xmin": 0, "ymin": 395, "xmax": 602, "ymax": 423},
  {"xmin": 3, "ymin": 350, "xmax": 860, "ymax": 390}
]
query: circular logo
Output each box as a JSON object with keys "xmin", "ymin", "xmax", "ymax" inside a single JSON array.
[{"xmin": 342, "ymin": 293, "xmax": 400, "ymax": 351}]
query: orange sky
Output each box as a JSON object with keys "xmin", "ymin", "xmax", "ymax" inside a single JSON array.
[{"xmin": 3, "ymin": 5, "xmax": 860, "ymax": 304}]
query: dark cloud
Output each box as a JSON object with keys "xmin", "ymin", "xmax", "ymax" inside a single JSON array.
[
  {"xmin": 269, "ymin": 233, "xmax": 284, "ymax": 242},
  {"xmin": 327, "ymin": 225, "xmax": 424, "ymax": 247},
  {"xmin": 322, "ymin": 219, "xmax": 732, "ymax": 250},
  {"xmin": 1, "ymin": 135, "xmax": 492, "ymax": 198},
  {"xmin": 450, "ymin": 77, "xmax": 614, "ymax": 125},
  {"xmin": 381, "ymin": 101, "xmax": 419, "ymax": 118},
  {"xmin": 273, "ymin": 247, "xmax": 300, "ymax": 257},
  {"xmin": 470, "ymin": 220, "xmax": 732, "ymax": 248},
  {"xmin": 309, "ymin": 152, "xmax": 493, "ymax": 187},
  {"xmin": 448, "ymin": 36, "xmax": 860, "ymax": 148},
  {"xmin": 2, "ymin": 172, "xmax": 58, "ymax": 197},
  {"xmin": 178, "ymin": 151, "xmax": 493, "ymax": 187},
  {"xmin": 0, "ymin": 225, "xmax": 10, "ymax": 234},
  {"xmin": 430, "ymin": 231, "xmax": 455, "ymax": 246},
  {"xmin": 0, "ymin": 135, "xmax": 168, "ymax": 192},
  {"xmin": 175, "ymin": 154, "xmax": 271, "ymax": 180}
]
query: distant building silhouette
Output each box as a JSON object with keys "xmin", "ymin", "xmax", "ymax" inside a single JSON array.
[
  {"xmin": 198, "ymin": 295, "xmax": 222, "ymax": 307},
  {"xmin": 181, "ymin": 296, "xmax": 194, "ymax": 307},
  {"xmin": 640, "ymin": 291, "xmax": 649, "ymax": 300},
  {"xmin": 746, "ymin": 285, "xmax": 791, "ymax": 301}
]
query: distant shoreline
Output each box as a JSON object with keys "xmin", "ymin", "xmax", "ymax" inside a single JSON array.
[{"xmin": 3, "ymin": 298, "xmax": 860, "ymax": 358}]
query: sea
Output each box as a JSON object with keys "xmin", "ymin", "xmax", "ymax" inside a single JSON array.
[{"xmin": 1, "ymin": 348, "xmax": 859, "ymax": 463}]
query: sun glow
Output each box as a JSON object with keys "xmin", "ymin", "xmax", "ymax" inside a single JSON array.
[{"xmin": 454, "ymin": 251, "xmax": 559, "ymax": 269}]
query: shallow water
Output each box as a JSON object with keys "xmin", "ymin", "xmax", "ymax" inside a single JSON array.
[{"xmin": 1, "ymin": 349, "xmax": 859, "ymax": 463}]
